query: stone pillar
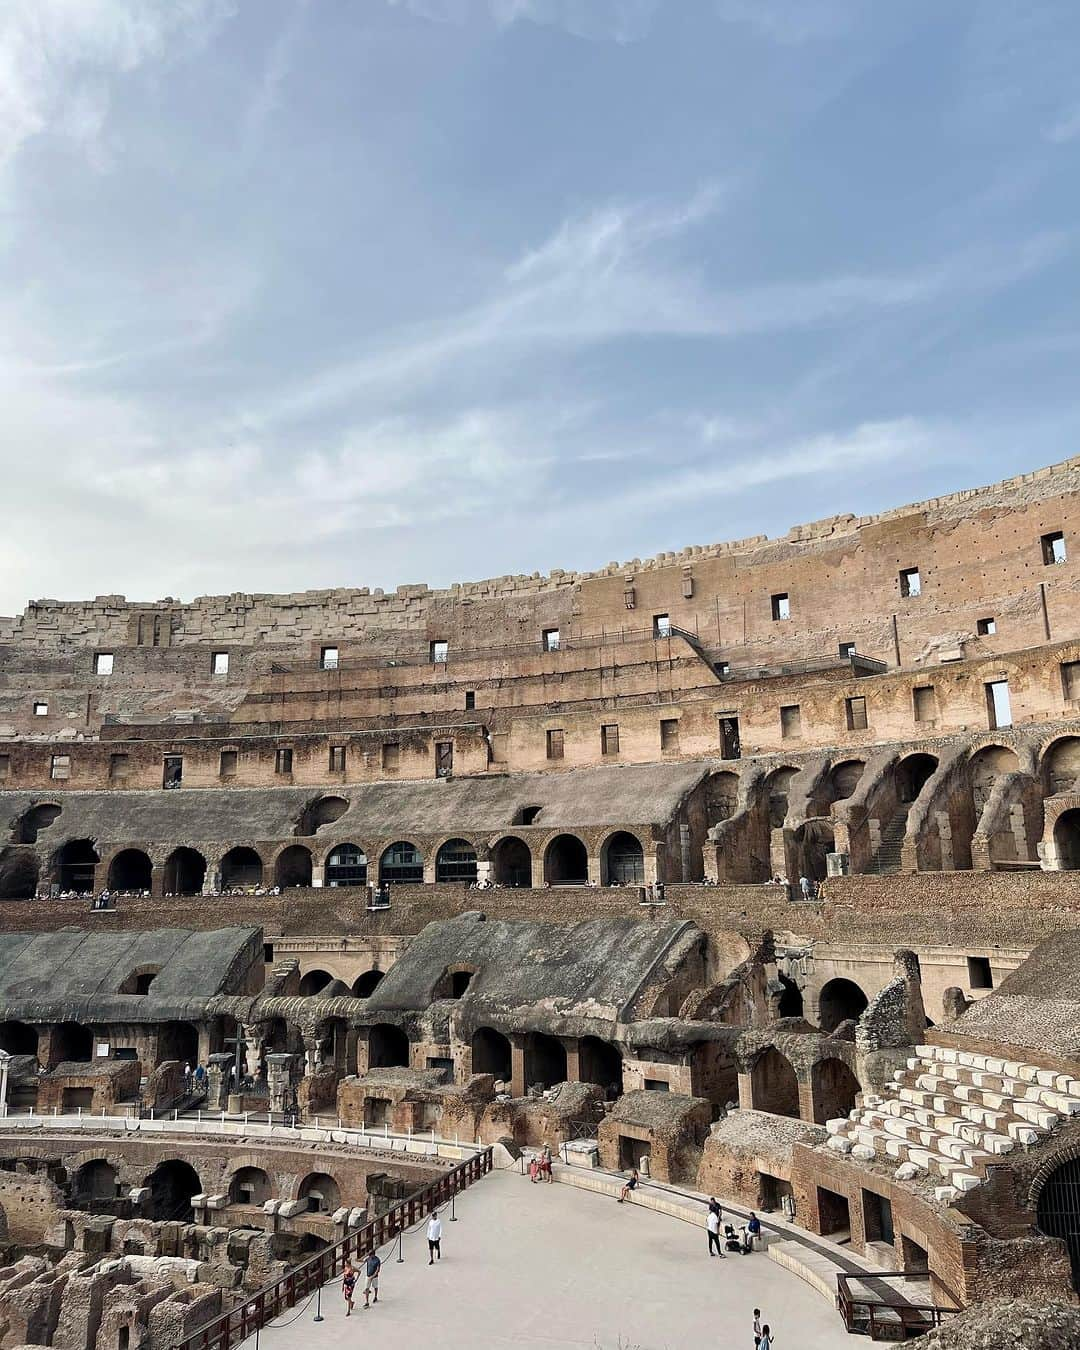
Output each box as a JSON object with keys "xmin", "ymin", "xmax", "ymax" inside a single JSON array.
[
  {"xmin": 563, "ymin": 1038, "xmax": 581, "ymax": 1084},
  {"xmin": 150, "ymin": 864, "xmax": 165, "ymax": 898},
  {"xmin": 266, "ymin": 1053, "xmax": 295, "ymax": 1115},
  {"xmin": 242, "ymin": 1025, "xmax": 264, "ymax": 1082},
  {"xmin": 302, "ymin": 1037, "xmax": 319, "ymax": 1078},
  {"xmin": 826, "ymin": 852, "xmax": 850, "ymax": 877},
  {"xmin": 530, "ymin": 853, "xmax": 544, "ymax": 888},
  {"xmin": 587, "ymin": 853, "xmax": 602, "ymax": 886},
  {"xmin": 644, "ymin": 848, "xmax": 659, "ymax": 886},
  {"xmin": 423, "ymin": 856, "xmax": 437, "ymax": 884},
  {"xmin": 311, "ymin": 863, "xmax": 325, "ymax": 888},
  {"xmin": 510, "ymin": 1035, "xmax": 527, "ymax": 1098},
  {"xmin": 206, "ymin": 1053, "xmax": 233, "ymax": 1111}
]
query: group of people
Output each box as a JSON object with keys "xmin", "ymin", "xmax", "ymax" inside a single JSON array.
[
  {"xmin": 705, "ymin": 1197, "xmax": 762, "ymax": 1256},
  {"xmin": 527, "ymin": 1146, "xmax": 554, "ymax": 1182},
  {"xmin": 339, "ymin": 1212, "xmax": 445, "ymax": 1315},
  {"xmin": 764, "ymin": 874, "xmax": 819, "ymax": 901}
]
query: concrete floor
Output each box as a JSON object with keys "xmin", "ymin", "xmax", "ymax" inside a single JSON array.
[{"xmin": 249, "ymin": 1168, "xmax": 853, "ymax": 1350}]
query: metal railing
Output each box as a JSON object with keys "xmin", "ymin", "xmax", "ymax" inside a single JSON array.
[
  {"xmin": 180, "ymin": 1147, "xmax": 493, "ymax": 1350},
  {"xmin": 836, "ymin": 1270, "xmax": 956, "ymax": 1338}
]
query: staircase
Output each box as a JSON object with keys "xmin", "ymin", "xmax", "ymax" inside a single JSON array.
[
  {"xmin": 870, "ymin": 805, "xmax": 910, "ymax": 875},
  {"xmin": 825, "ymin": 1043, "xmax": 1080, "ymax": 1205}
]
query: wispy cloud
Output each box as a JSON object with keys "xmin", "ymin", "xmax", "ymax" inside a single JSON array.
[{"xmin": 388, "ymin": 0, "xmax": 661, "ymax": 42}]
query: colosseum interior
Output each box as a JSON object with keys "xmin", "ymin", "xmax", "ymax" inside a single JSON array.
[{"xmin": 2, "ymin": 458, "xmax": 1080, "ymax": 1343}]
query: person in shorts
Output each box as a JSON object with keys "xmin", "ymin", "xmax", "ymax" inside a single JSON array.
[
  {"xmin": 363, "ymin": 1250, "xmax": 381, "ymax": 1307},
  {"xmin": 618, "ymin": 1168, "xmax": 639, "ymax": 1203}
]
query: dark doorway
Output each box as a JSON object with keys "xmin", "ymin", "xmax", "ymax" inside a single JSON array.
[
  {"xmin": 220, "ymin": 847, "xmax": 263, "ymax": 889},
  {"xmin": 750, "ymin": 1047, "xmax": 800, "ymax": 1118},
  {"xmin": 897, "ymin": 755, "xmax": 937, "ymax": 803},
  {"xmin": 472, "ymin": 1027, "xmax": 512, "ymax": 1081},
  {"xmin": 56, "ymin": 840, "xmax": 99, "ymax": 894},
  {"xmin": 524, "ymin": 1032, "xmax": 567, "ymax": 1089},
  {"xmin": 863, "ymin": 1189, "xmax": 895, "ymax": 1246},
  {"xmin": 275, "ymin": 845, "xmax": 312, "ymax": 889},
  {"xmin": 1037, "ymin": 1156, "xmax": 1080, "ymax": 1290},
  {"xmin": 544, "ymin": 835, "xmax": 588, "ymax": 885},
  {"xmin": 817, "ymin": 1187, "xmax": 851, "ymax": 1239},
  {"xmin": 107, "ymin": 849, "xmax": 152, "ymax": 892},
  {"xmin": 818, "ymin": 978, "xmax": 869, "ymax": 1033},
  {"xmin": 603, "ymin": 833, "xmax": 645, "ymax": 886},
  {"xmin": 369, "ymin": 1023, "xmax": 409, "ymax": 1068},
  {"xmin": 352, "ymin": 970, "xmax": 384, "ymax": 997},
  {"xmin": 163, "ymin": 848, "xmax": 205, "ymax": 896},
  {"xmin": 578, "ymin": 1036, "xmax": 622, "ymax": 1095},
  {"xmin": 492, "ymin": 837, "xmax": 531, "ymax": 887},
  {"xmin": 146, "ymin": 1160, "xmax": 202, "ymax": 1221}
]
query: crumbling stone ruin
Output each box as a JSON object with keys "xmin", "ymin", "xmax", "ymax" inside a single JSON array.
[{"xmin": 2, "ymin": 462, "xmax": 1080, "ymax": 1339}]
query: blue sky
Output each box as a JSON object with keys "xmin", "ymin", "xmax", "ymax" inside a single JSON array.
[{"xmin": 2, "ymin": 0, "xmax": 1079, "ymax": 614}]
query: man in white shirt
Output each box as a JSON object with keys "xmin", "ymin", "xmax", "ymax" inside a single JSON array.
[
  {"xmin": 706, "ymin": 1204, "xmax": 723, "ymax": 1257},
  {"xmin": 427, "ymin": 1211, "xmax": 442, "ymax": 1264}
]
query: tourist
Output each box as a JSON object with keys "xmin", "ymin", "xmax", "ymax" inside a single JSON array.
[
  {"xmin": 539, "ymin": 1145, "xmax": 553, "ymax": 1182},
  {"xmin": 746, "ymin": 1211, "xmax": 761, "ymax": 1250},
  {"xmin": 427, "ymin": 1210, "xmax": 443, "ymax": 1263},
  {"xmin": 363, "ymin": 1250, "xmax": 381, "ymax": 1307},
  {"xmin": 617, "ymin": 1168, "xmax": 639, "ymax": 1203},
  {"xmin": 183, "ymin": 1061, "xmax": 192, "ymax": 1092},
  {"xmin": 706, "ymin": 1203, "xmax": 723, "ymax": 1257},
  {"xmin": 799, "ymin": 874, "xmax": 812, "ymax": 900},
  {"xmin": 758, "ymin": 1323, "xmax": 773, "ymax": 1350},
  {"xmin": 341, "ymin": 1259, "xmax": 356, "ymax": 1315},
  {"xmin": 753, "ymin": 1309, "xmax": 762, "ymax": 1346},
  {"xmin": 528, "ymin": 1155, "xmax": 540, "ymax": 1183}
]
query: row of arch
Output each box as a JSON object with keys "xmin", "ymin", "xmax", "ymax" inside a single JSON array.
[{"xmin": 7, "ymin": 830, "xmax": 649, "ymax": 897}]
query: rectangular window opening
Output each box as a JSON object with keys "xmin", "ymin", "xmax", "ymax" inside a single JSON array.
[
  {"xmin": 94, "ymin": 653, "xmax": 114, "ymax": 675},
  {"xmin": 0, "ymin": 755, "xmax": 10, "ymax": 781},
  {"xmin": 1042, "ymin": 531, "xmax": 1067, "ymax": 565},
  {"xmin": 320, "ymin": 646, "xmax": 339, "ymax": 670},
  {"xmin": 780, "ymin": 704, "xmax": 802, "ymax": 740},
  {"xmin": 913, "ymin": 685, "xmax": 937, "ymax": 723},
  {"xmin": 163, "ymin": 755, "xmax": 183, "ymax": 788},
  {"xmin": 430, "ymin": 639, "xmax": 449, "ymax": 664},
  {"xmin": 329, "ymin": 744, "xmax": 346, "ymax": 773},
  {"xmin": 839, "ymin": 642, "xmax": 856, "ymax": 659},
  {"xmin": 660, "ymin": 718, "xmax": 680, "ymax": 752},
  {"xmin": 967, "ymin": 955, "xmax": 993, "ymax": 990},
  {"xmin": 771, "ymin": 593, "xmax": 790, "ymax": 621},
  {"xmin": 211, "ymin": 651, "xmax": 230, "ymax": 676},
  {"xmin": 382, "ymin": 742, "xmax": 400, "ymax": 771},
  {"xmin": 436, "ymin": 741, "xmax": 453, "ymax": 778},
  {"xmin": 275, "ymin": 748, "xmax": 294, "ymax": 775},
  {"xmin": 546, "ymin": 728, "xmax": 565, "ymax": 761},
  {"xmin": 50, "ymin": 754, "xmax": 71, "ymax": 781},
  {"xmin": 464, "ymin": 690, "xmax": 476, "ymax": 711},
  {"xmin": 653, "ymin": 614, "xmax": 671, "ymax": 639},
  {"xmin": 601, "ymin": 723, "xmax": 620, "ymax": 756},
  {"xmin": 719, "ymin": 716, "xmax": 741, "ymax": 760},
  {"xmin": 543, "ymin": 628, "xmax": 560, "ymax": 652},
  {"xmin": 845, "ymin": 696, "xmax": 868, "ymax": 732},
  {"xmin": 1062, "ymin": 660, "xmax": 1080, "ymax": 702},
  {"xmin": 899, "ymin": 567, "xmax": 922, "ymax": 598},
  {"xmin": 108, "ymin": 753, "xmax": 129, "ymax": 782},
  {"xmin": 33, "ymin": 701, "xmax": 48, "ymax": 717},
  {"xmin": 976, "ymin": 617, "xmax": 996, "ymax": 636},
  {"xmin": 986, "ymin": 679, "xmax": 1012, "ymax": 730},
  {"xmin": 219, "ymin": 750, "xmax": 238, "ymax": 778}
]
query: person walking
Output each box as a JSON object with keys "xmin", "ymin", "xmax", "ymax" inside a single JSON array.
[
  {"xmin": 362, "ymin": 1250, "xmax": 381, "ymax": 1308},
  {"xmin": 706, "ymin": 1204, "xmax": 724, "ymax": 1257},
  {"xmin": 759, "ymin": 1322, "xmax": 773, "ymax": 1349},
  {"xmin": 427, "ymin": 1210, "xmax": 443, "ymax": 1263},
  {"xmin": 341, "ymin": 1260, "xmax": 356, "ymax": 1316},
  {"xmin": 753, "ymin": 1309, "xmax": 762, "ymax": 1346}
]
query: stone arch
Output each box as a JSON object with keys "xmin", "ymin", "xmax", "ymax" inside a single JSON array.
[
  {"xmin": 578, "ymin": 1036, "xmax": 622, "ymax": 1094},
  {"xmin": 55, "ymin": 840, "xmax": 99, "ymax": 894},
  {"xmin": 228, "ymin": 1166, "xmax": 272, "ymax": 1206},
  {"xmin": 817, "ymin": 978, "xmax": 869, "ymax": 1033},
  {"xmin": 749, "ymin": 1046, "xmax": 800, "ymax": 1118},
  {"xmin": 600, "ymin": 831, "xmax": 645, "ymax": 886},
  {"xmin": 299, "ymin": 969, "xmax": 334, "ymax": 997},
  {"xmin": 0, "ymin": 1022, "xmax": 37, "ymax": 1056},
  {"xmin": 117, "ymin": 965, "xmax": 161, "ymax": 996},
  {"xmin": 379, "ymin": 841, "xmax": 423, "ymax": 885},
  {"xmin": 298, "ymin": 1171, "xmax": 341, "ymax": 1215},
  {"xmin": 14, "ymin": 803, "xmax": 61, "ymax": 844},
  {"xmin": 73, "ymin": 1159, "xmax": 119, "ymax": 1206},
  {"xmin": 491, "ymin": 836, "xmax": 531, "ymax": 887},
  {"xmin": 827, "ymin": 760, "xmax": 865, "ymax": 803},
  {"xmin": 968, "ymin": 744, "xmax": 1019, "ymax": 811},
  {"xmin": 778, "ymin": 974, "xmax": 803, "ymax": 1018},
  {"xmin": 793, "ymin": 819, "xmax": 834, "ymax": 883},
  {"xmin": 1053, "ymin": 809, "xmax": 1080, "ymax": 871},
  {"xmin": 325, "ymin": 843, "xmax": 368, "ymax": 888},
  {"xmin": 52, "ymin": 1023, "xmax": 93, "ymax": 1063},
  {"xmin": 435, "ymin": 838, "xmax": 478, "ymax": 884},
  {"xmin": 299, "ymin": 796, "xmax": 349, "ymax": 836},
  {"xmin": 0, "ymin": 848, "xmax": 39, "ymax": 900},
  {"xmin": 1044, "ymin": 737, "xmax": 1080, "ymax": 797},
  {"xmin": 145, "ymin": 1159, "xmax": 202, "ymax": 1221},
  {"xmin": 1032, "ymin": 1147, "xmax": 1080, "ymax": 1291},
  {"xmin": 705, "ymin": 771, "xmax": 740, "ymax": 827},
  {"xmin": 523, "ymin": 1032, "xmax": 567, "ymax": 1089},
  {"xmin": 352, "ymin": 970, "xmax": 384, "ymax": 997},
  {"xmin": 471, "ymin": 1027, "xmax": 511, "ymax": 1081},
  {"xmin": 220, "ymin": 846, "xmax": 264, "ymax": 889},
  {"xmin": 810, "ymin": 1057, "xmax": 861, "ymax": 1124},
  {"xmin": 765, "ymin": 767, "xmax": 800, "ymax": 828},
  {"xmin": 274, "ymin": 844, "xmax": 312, "ymax": 889},
  {"xmin": 896, "ymin": 754, "xmax": 938, "ymax": 803},
  {"xmin": 107, "ymin": 849, "xmax": 152, "ymax": 892},
  {"xmin": 163, "ymin": 848, "xmax": 205, "ymax": 896},
  {"xmin": 543, "ymin": 834, "xmax": 588, "ymax": 885},
  {"xmin": 368, "ymin": 1023, "xmax": 409, "ymax": 1068}
]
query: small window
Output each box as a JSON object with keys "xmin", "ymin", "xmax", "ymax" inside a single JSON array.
[
  {"xmin": 430, "ymin": 640, "xmax": 449, "ymax": 664},
  {"xmin": 50, "ymin": 753, "xmax": 71, "ymax": 780},
  {"xmin": 1062, "ymin": 661, "xmax": 1080, "ymax": 702},
  {"xmin": 275, "ymin": 748, "xmax": 293, "ymax": 774},
  {"xmin": 1042, "ymin": 531, "xmax": 1067, "ymax": 565},
  {"xmin": 329, "ymin": 744, "xmax": 346, "ymax": 772},
  {"xmin": 899, "ymin": 567, "xmax": 922, "ymax": 598},
  {"xmin": 719, "ymin": 716, "xmax": 740, "ymax": 760},
  {"xmin": 839, "ymin": 642, "xmax": 856, "ymax": 659},
  {"xmin": 436, "ymin": 741, "xmax": 453, "ymax": 778},
  {"xmin": 967, "ymin": 956, "xmax": 993, "ymax": 990},
  {"xmin": 514, "ymin": 805, "xmax": 542, "ymax": 826},
  {"xmin": 986, "ymin": 679, "xmax": 1012, "ymax": 730},
  {"xmin": 263, "ymin": 943, "xmax": 274, "ymax": 964},
  {"xmin": 601, "ymin": 724, "xmax": 620, "ymax": 756},
  {"xmin": 644, "ymin": 1079, "xmax": 670, "ymax": 1093},
  {"xmin": 771, "ymin": 593, "xmax": 790, "ymax": 621},
  {"xmin": 33, "ymin": 701, "xmax": 48, "ymax": 717},
  {"xmin": 220, "ymin": 750, "xmax": 238, "ymax": 777},
  {"xmin": 0, "ymin": 755, "xmax": 10, "ymax": 781},
  {"xmin": 94, "ymin": 653, "xmax": 114, "ymax": 675},
  {"xmin": 780, "ymin": 704, "xmax": 802, "ymax": 739},
  {"xmin": 382, "ymin": 742, "xmax": 400, "ymax": 771},
  {"xmin": 660, "ymin": 718, "xmax": 680, "ymax": 752},
  {"xmin": 320, "ymin": 646, "xmax": 339, "ymax": 670},
  {"xmin": 653, "ymin": 614, "xmax": 671, "ymax": 638},
  {"xmin": 163, "ymin": 755, "xmax": 183, "ymax": 788},
  {"xmin": 108, "ymin": 753, "xmax": 129, "ymax": 782},
  {"xmin": 546, "ymin": 728, "xmax": 564, "ymax": 760},
  {"xmin": 913, "ymin": 685, "xmax": 937, "ymax": 723},
  {"xmin": 543, "ymin": 628, "xmax": 560, "ymax": 652},
  {"xmin": 976, "ymin": 617, "xmax": 996, "ymax": 636},
  {"xmin": 845, "ymin": 696, "xmax": 868, "ymax": 731},
  {"xmin": 465, "ymin": 690, "xmax": 476, "ymax": 711},
  {"xmin": 212, "ymin": 651, "xmax": 230, "ymax": 676},
  {"xmin": 716, "ymin": 661, "xmax": 730, "ymax": 677}
]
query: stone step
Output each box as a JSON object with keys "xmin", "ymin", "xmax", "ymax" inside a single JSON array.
[
  {"xmin": 849, "ymin": 1120, "xmax": 987, "ymax": 1184},
  {"xmin": 915, "ymin": 1046, "xmax": 1080, "ymax": 1097}
]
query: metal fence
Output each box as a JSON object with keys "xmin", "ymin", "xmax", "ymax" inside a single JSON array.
[
  {"xmin": 179, "ymin": 1147, "xmax": 493, "ymax": 1350},
  {"xmin": 836, "ymin": 1270, "xmax": 955, "ymax": 1339}
]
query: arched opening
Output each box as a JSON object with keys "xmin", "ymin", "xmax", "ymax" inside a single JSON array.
[
  {"xmin": 765, "ymin": 768, "xmax": 800, "ymax": 828},
  {"xmin": 275, "ymin": 845, "xmax": 312, "ymax": 889},
  {"xmin": 524, "ymin": 1032, "xmax": 567, "ymax": 1089},
  {"xmin": 705, "ymin": 771, "xmax": 740, "ymax": 827},
  {"xmin": 471, "ymin": 1027, "xmax": 512, "ymax": 1082},
  {"xmin": 811, "ymin": 1058, "xmax": 861, "ymax": 1124},
  {"xmin": 0, "ymin": 848, "xmax": 39, "ymax": 900},
  {"xmin": 163, "ymin": 848, "xmax": 205, "ymax": 896},
  {"xmin": 52, "ymin": 1023, "xmax": 93, "ymax": 1063},
  {"xmin": 1037, "ymin": 1156, "xmax": 1080, "ymax": 1291},
  {"xmin": 368, "ymin": 1023, "xmax": 409, "ymax": 1068},
  {"xmin": 298, "ymin": 1172, "xmax": 341, "ymax": 1215},
  {"xmin": 818, "ymin": 978, "xmax": 869, "ymax": 1033},
  {"xmin": 794, "ymin": 820, "xmax": 835, "ymax": 883},
  {"xmin": 827, "ymin": 760, "xmax": 865, "ymax": 803},
  {"xmin": 299, "ymin": 969, "xmax": 333, "ymax": 997},
  {"xmin": 157, "ymin": 1021, "xmax": 198, "ymax": 1067},
  {"xmin": 1053, "ymin": 810, "xmax": 1080, "ymax": 871},
  {"xmin": 578, "ymin": 1036, "xmax": 622, "ymax": 1095},
  {"xmin": 897, "ymin": 754, "xmax": 938, "ymax": 803},
  {"xmin": 14, "ymin": 804, "xmax": 61, "ymax": 844},
  {"xmin": 435, "ymin": 839, "xmax": 478, "ymax": 884},
  {"xmin": 750, "ymin": 1047, "xmax": 800, "ymax": 1118},
  {"xmin": 73, "ymin": 1159, "xmax": 119, "ymax": 1207},
  {"xmin": 352, "ymin": 970, "xmax": 384, "ymax": 997},
  {"xmin": 492, "ymin": 836, "xmax": 531, "ymax": 887},
  {"xmin": 0, "ymin": 1022, "xmax": 37, "ymax": 1057},
  {"xmin": 220, "ymin": 846, "xmax": 263, "ymax": 889},
  {"xmin": 379, "ymin": 842, "xmax": 423, "ymax": 885},
  {"xmin": 326, "ymin": 844, "xmax": 367, "ymax": 888},
  {"xmin": 56, "ymin": 840, "xmax": 99, "ymax": 894},
  {"xmin": 778, "ymin": 974, "xmax": 804, "ymax": 1018},
  {"xmin": 146, "ymin": 1160, "xmax": 202, "ymax": 1222},
  {"xmin": 118, "ymin": 966, "xmax": 160, "ymax": 995},
  {"xmin": 1045, "ymin": 738, "xmax": 1080, "ymax": 797},
  {"xmin": 107, "ymin": 849, "xmax": 152, "ymax": 892},
  {"xmin": 299, "ymin": 796, "xmax": 349, "ymax": 836},
  {"xmin": 228, "ymin": 1167, "xmax": 271, "ymax": 1207},
  {"xmin": 602, "ymin": 832, "xmax": 645, "ymax": 886},
  {"xmin": 543, "ymin": 835, "xmax": 588, "ymax": 886},
  {"xmin": 969, "ymin": 745, "xmax": 1019, "ymax": 814}
]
